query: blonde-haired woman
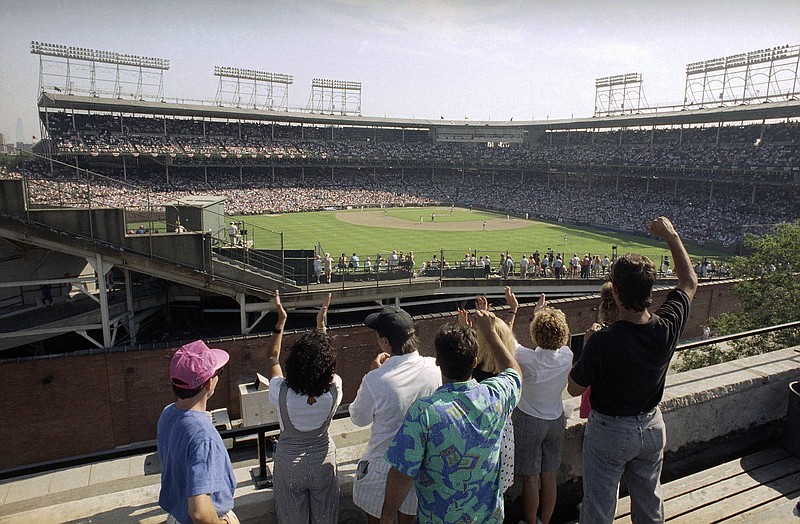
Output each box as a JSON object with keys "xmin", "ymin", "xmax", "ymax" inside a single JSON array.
[
  {"xmin": 457, "ymin": 293, "xmax": 518, "ymax": 494},
  {"xmin": 511, "ymin": 290, "xmax": 573, "ymax": 524}
]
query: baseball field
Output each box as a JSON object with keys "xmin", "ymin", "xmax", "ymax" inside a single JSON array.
[{"xmin": 233, "ymin": 206, "xmax": 727, "ymax": 264}]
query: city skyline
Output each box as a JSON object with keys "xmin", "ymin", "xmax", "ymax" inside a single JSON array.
[{"xmin": 1, "ymin": 0, "xmax": 799, "ymax": 143}]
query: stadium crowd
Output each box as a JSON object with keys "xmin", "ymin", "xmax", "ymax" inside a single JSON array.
[
  {"xmin": 42, "ymin": 112, "xmax": 800, "ymax": 179},
  {"xmin": 8, "ymin": 114, "xmax": 798, "ymax": 245},
  {"xmin": 10, "ymin": 157, "xmax": 795, "ymax": 246}
]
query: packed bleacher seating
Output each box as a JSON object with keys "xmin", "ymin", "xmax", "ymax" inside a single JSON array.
[{"xmin": 10, "ymin": 113, "xmax": 800, "ymax": 244}]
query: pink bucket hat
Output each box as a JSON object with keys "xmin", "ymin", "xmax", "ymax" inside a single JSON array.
[{"xmin": 170, "ymin": 340, "xmax": 230, "ymax": 389}]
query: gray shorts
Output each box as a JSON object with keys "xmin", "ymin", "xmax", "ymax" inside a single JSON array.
[{"xmin": 512, "ymin": 408, "xmax": 566, "ymax": 475}]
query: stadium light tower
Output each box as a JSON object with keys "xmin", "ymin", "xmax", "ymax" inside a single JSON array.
[
  {"xmin": 683, "ymin": 44, "xmax": 800, "ymax": 108},
  {"xmin": 214, "ymin": 66, "xmax": 293, "ymax": 111},
  {"xmin": 594, "ymin": 73, "xmax": 648, "ymax": 117},
  {"xmin": 30, "ymin": 41, "xmax": 170, "ymax": 100},
  {"xmin": 306, "ymin": 78, "xmax": 362, "ymax": 116}
]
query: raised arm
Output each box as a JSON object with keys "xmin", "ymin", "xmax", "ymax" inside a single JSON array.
[
  {"xmin": 472, "ymin": 309, "xmax": 521, "ymax": 374},
  {"xmin": 533, "ymin": 292, "xmax": 547, "ymax": 315},
  {"xmin": 316, "ymin": 292, "xmax": 331, "ymax": 333},
  {"xmin": 266, "ymin": 290, "xmax": 288, "ymax": 379},
  {"xmin": 649, "ymin": 216, "xmax": 698, "ymax": 300},
  {"xmin": 504, "ymin": 286, "xmax": 519, "ymax": 329}
]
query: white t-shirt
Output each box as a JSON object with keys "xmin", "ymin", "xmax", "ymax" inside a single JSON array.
[
  {"xmin": 514, "ymin": 343, "xmax": 573, "ymax": 420},
  {"xmin": 269, "ymin": 374, "xmax": 343, "ymax": 431},
  {"xmin": 348, "ymin": 351, "xmax": 441, "ymax": 461}
]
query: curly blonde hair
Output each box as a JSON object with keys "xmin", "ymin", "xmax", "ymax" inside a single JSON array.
[
  {"xmin": 598, "ymin": 281, "xmax": 618, "ymax": 325},
  {"xmin": 530, "ymin": 307, "xmax": 570, "ymax": 350},
  {"xmin": 475, "ymin": 316, "xmax": 517, "ymax": 375}
]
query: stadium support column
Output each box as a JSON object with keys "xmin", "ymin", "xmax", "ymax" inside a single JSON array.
[
  {"xmin": 123, "ymin": 157, "xmax": 127, "ymax": 181},
  {"xmin": 236, "ymin": 292, "xmax": 247, "ymax": 335},
  {"xmin": 90, "ymin": 254, "xmax": 113, "ymax": 348},
  {"xmin": 124, "ymin": 267, "xmax": 137, "ymax": 344}
]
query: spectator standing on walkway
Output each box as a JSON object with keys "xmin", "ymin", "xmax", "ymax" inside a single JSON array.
[
  {"xmin": 553, "ymin": 254, "xmax": 564, "ymax": 279},
  {"xmin": 267, "ymin": 291, "xmax": 341, "ymax": 524},
  {"xmin": 323, "ymin": 253, "xmax": 333, "ymax": 283},
  {"xmin": 568, "ymin": 216, "xmax": 697, "ymax": 523},
  {"xmin": 157, "ymin": 340, "xmax": 238, "ymax": 524},
  {"xmin": 380, "ymin": 312, "xmax": 522, "ymax": 523},
  {"xmin": 350, "ymin": 307, "xmax": 441, "ymax": 523},
  {"xmin": 227, "ymin": 222, "xmax": 239, "ymax": 245},
  {"xmin": 313, "ymin": 254, "xmax": 322, "ymax": 284},
  {"xmin": 511, "ymin": 292, "xmax": 572, "ymax": 524},
  {"xmin": 350, "ymin": 253, "xmax": 360, "ymax": 271}
]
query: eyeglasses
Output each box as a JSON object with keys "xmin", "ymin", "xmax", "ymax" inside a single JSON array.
[{"xmin": 213, "ymin": 367, "xmax": 225, "ymax": 379}]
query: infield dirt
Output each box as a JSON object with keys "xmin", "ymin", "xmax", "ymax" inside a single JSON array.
[{"xmin": 335, "ymin": 210, "xmax": 532, "ymax": 231}]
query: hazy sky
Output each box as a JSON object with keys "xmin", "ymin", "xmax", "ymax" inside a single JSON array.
[{"xmin": 1, "ymin": 0, "xmax": 798, "ymax": 143}]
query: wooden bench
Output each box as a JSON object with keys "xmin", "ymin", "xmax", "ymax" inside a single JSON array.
[{"xmin": 613, "ymin": 447, "xmax": 800, "ymax": 523}]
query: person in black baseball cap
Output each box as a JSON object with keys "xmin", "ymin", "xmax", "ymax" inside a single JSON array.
[
  {"xmin": 364, "ymin": 307, "xmax": 415, "ymax": 353},
  {"xmin": 350, "ymin": 306, "xmax": 440, "ymax": 522}
]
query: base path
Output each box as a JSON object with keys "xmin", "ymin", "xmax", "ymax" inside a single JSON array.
[{"xmin": 335, "ymin": 211, "xmax": 533, "ymax": 231}]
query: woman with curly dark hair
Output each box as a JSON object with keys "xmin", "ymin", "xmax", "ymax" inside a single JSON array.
[{"xmin": 267, "ymin": 290, "xmax": 342, "ymax": 524}]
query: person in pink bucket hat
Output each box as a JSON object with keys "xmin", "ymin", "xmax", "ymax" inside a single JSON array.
[{"xmin": 157, "ymin": 340, "xmax": 239, "ymax": 524}]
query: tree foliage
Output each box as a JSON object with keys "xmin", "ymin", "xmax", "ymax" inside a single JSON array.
[
  {"xmin": 0, "ymin": 152, "xmax": 34, "ymax": 172},
  {"xmin": 674, "ymin": 220, "xmax": 800, "ymax": 372}
]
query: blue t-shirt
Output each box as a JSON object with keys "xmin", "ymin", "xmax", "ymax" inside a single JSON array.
[
  {"xmin": 385, "ymin": 369, "xmax": 521, "ymax": 523},
  {"xmin": 157, "ymin": 404, "xmax": 236, "ymax": 523}
]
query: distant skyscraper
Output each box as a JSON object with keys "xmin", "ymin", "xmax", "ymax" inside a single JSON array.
[
  {"xmin": 15, "ymin": 117, "xmax": 24, "ymax": 144},
  {"xmin": 0, "ymin": 133, "xmax": 6, "ymax": 153}
]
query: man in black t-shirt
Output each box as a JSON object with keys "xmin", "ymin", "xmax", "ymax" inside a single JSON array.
[{"xmin": 568, "ymin": 216, "xmax": 697, "ymax": 524}]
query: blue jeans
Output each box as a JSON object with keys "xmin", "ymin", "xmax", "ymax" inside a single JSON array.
[{"xmin": 581, "ymin": 407, "xmax": 666, "ymax": 524}]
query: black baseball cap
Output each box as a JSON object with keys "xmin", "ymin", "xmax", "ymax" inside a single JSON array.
[{"xmin": 364, "ymin": 307, "xmax": 414, "ymax": 340}]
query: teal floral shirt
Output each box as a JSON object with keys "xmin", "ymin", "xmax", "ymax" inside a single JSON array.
[{"xmin": 385, "ymin": 369, "xmax": 521, "ymax": 523}]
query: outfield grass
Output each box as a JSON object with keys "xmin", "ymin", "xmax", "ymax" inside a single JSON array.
[{"xmin": 235, "ymin": 207, "xmax": 728, "ymax": 265}]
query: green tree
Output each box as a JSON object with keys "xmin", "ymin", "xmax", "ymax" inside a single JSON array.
[
  {"xmin": 0, "ymin": 151, "xmax": 34, "ymax": 172},
  {"xmin": 674, "ymin": 221, "xmax": 800, "ymax": 372}
]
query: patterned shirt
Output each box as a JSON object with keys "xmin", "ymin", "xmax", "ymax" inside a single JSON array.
[{"xmin": 385, "ymin": 369, "xmax": 522, "ymax": 524}]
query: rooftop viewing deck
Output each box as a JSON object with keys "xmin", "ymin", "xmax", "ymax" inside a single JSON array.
[{"xmin": 1, "ymin": 345, "xmax": 798, "ymax": 523}]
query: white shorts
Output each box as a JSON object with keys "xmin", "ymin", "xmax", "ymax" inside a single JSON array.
[{"xmin": 352, "ymin": 456, "xmax": 418, "ymax": 518}]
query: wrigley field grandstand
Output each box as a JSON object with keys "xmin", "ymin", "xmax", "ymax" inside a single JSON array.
[{"xmin": 0, "ymin": 41, "xmax": 799, "ymax": 523}]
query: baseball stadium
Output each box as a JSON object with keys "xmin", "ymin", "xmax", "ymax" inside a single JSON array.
[{"xmin": 0, "ymin": 39, "xmax": 799, "ymax": 523}]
